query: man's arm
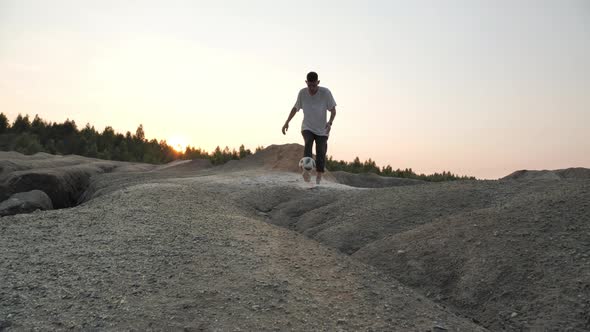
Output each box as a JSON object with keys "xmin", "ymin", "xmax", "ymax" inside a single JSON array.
[
  {"xmin": 328, "ymin": 106, "xmax": 336, "ymax": 124},
  {"xmin": 326, "ymin": 106, "xmax": 336, "ymax": 133},
  {"xmin": 282, "ymin": 107, "xmax": 298, "ymax": 135}
]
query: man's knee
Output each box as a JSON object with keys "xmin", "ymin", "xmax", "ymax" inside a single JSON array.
[{"xmin": 316, "ymin": 137, "xmax": 328, "ymax": 153}]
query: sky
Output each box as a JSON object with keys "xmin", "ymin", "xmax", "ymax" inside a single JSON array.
[{"xmin": 1, "ymin": 0, "xmax": 589, "ymax": 179}]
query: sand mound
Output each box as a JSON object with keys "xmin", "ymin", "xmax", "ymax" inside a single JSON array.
[
  {"xmin": 352, "ymin": 180, "xmax": 590, "ymax": 330},
  {"xmin": 0, "ymin": 152, "xmax": 95, "ymax": 178},
  {"xmin": 556, "ymin": 167, "xmax": 590, "ymax": 179},
  {"xmin": 2, "ymin": 164, "xmax": 115, "ymax": 209},
  {"xmin": 155, "ymin": 158, "xmax": 212, "ymax": 172},
  {"xmin": 249, "ymin": 178, "xmax": 590, "ymax": 330},
  {"xmin": 331, "ymin": 170, "xmax": 424, "ymax": 188},
  {"xmin": 0, "ymin": 152, "xmax": 156, "ymax": 179},
  {"xmin": 502, "ymin": 167, "xmax": 590, "ymax": 180},
  {"xmin": 221, "ymin": 143, "xmax": 304, "ymax": 173},
  {"xmin": 0, "ymin": 152, "xmax": 157, "ymax": 212},
  {"xmin": 219, "ymin": 144, "xmax": 420, "ymax": 188},
  {"xmin": 260, "ymin": 181, "xmax": 493, "ymax": 254}
]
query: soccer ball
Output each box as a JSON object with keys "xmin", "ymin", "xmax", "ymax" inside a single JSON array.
[{"xmin": 299, "ymin": 157, "xmax": 316, "ymax": 171}]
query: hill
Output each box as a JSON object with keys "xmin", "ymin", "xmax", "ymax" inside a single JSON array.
[{"xmin": 1, "ymin": 145, "xmax": 588, "ymax": 330}]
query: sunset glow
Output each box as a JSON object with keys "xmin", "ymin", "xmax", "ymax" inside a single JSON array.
[{"xmin": 168, "ymin": 136, "xmax": 188, "ymax": 153}]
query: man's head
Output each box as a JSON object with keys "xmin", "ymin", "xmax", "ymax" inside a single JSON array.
[{"xmin": 306, "ymin": 71, "xmax": 319, "ymax": 94}]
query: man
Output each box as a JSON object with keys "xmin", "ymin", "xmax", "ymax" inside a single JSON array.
[{"xmin": 282, "ymin": 71, "xmax": 337, "ymax": 184}]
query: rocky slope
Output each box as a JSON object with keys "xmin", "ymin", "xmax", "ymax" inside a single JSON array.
[{"xmin": 1, "ymin": 146, "xmax": 589, "ymax": 330}]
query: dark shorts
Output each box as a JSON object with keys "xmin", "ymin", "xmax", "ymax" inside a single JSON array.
[{"xmin": 302, "ymin": 130, "xmax": 328, "ymax": 172}]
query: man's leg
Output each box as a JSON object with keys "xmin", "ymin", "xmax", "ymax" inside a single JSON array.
[
  {"xmin": 301, "ymin": 130, "xmax": 315, "ymax": 182},
  {"xmin": 302, "ymin": 130, "xmax": 314, "ymax": 158},
  {"xmin": 315, "ymin": 135, "xmax": 328, "ymax": 184}
]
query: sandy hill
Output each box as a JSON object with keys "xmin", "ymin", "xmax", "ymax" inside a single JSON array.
[
  {"xmin": 1, "ymin": 145, "xmax": 589, "ymax": 330},
  {"xmin": 502, "ymin": 167, "xmax": 590, "ymax": 180},
  {"xmin": 0, "ymin": 153, "xmax": 213, "ymax": 211},
  {"xmin": 221, "ymin": 143, "xmax": 423, "ymax": 188},
  {"xmin": 241, "ymin": 179, "xmax": 589, "ymax": 330},
  {"xmin": 221, "ymin": 143, "xmax": 304, "ymax": 173}
]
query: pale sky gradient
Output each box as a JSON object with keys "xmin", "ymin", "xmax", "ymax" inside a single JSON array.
[{"xmin": 1, "ymin": 0, "xmax": 589, "ymax": 179}]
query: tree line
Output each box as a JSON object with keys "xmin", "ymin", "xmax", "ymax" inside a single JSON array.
[
  {"xmin": 0, "ymin": 113, "xmax": 258, "ymax": 165},
  {"xmin": 326, "ymin": 156, "xmax": 475, "ymax": 182},
  {"xmin": 0, "ymin": 113, "xmax": 475, "ymax": 181}
]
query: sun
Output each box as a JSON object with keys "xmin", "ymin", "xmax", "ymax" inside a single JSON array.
[{"xmin": 168, "ymin": 136, "xmax": 188, "ymax": 153}]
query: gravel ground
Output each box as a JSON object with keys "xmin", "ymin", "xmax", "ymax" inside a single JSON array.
[
  {"xmin": 0, "ymin": 170, "xmax": 484, "ymax": 331},
  {"xmin": 3, "ymin": 149, "xmax": 587, "ymax": 331},
  {"xmin": 237, "ymin": 176, "xmax": 590, "ymax": 330}
]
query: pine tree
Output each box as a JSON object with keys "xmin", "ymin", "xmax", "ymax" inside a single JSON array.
[
  {"xmin": 12, "ymin": 114, "xmax": 31, "ymax": 133},
  {"xmin": 0, "ymin": 113, "xmax": 10, "ymax": 134}
]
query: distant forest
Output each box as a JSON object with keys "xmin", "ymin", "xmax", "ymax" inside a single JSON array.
[{"xmin": 0, "ymin": 113, "xmax": 475, "ymax": 181}]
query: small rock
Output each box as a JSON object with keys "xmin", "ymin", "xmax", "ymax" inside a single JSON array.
[
  {"xmin": 510, "ymin": 312, "xmax": 518, "ymax": 318},
  {"xmin": 433, "ymin": 324, "xmax": 447, "ymax": 331},
  {"xmin": 0, "ymin": 190, "xmax": 53, "ymax": 216}
]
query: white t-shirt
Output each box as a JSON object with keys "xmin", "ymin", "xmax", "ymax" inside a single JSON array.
[{"xmin": 293, "ymin": 86, "xmax": 337, "ymax": 137}]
